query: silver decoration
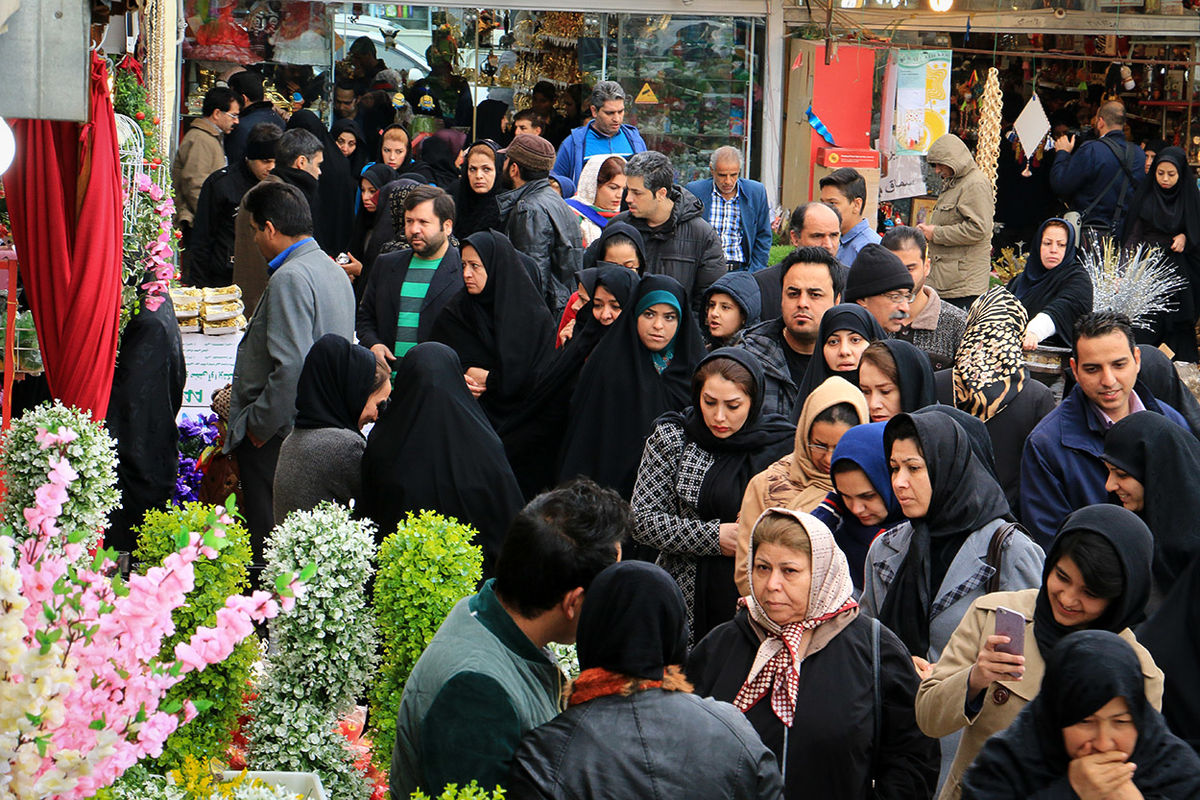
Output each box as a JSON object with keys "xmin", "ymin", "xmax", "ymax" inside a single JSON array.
[{"xmin": 1084, "ymin": 237, "xmax": 1187, "ymax": 332}]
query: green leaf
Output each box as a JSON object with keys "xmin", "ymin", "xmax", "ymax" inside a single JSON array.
[
  {"xmin": 174, "ymin": 528, "xmax": 190, "ymax": 550},
  {"xmin": 299, "ymin": 561, "xmax": 318, "ymax": 582},
  {"xmin": 274, "ymin": 572, "xmax": 291, "ymax": 593},
  {"xmin": 89, "ymin": 716, "xmax": 106, "ymax": 730},
  {"xmin": 161, "ymin": 698, "xmax": 182, "ymax": 714},
  {"xmin": 25, "ymin": 712, "xmax": 42, "ymax": 726}
]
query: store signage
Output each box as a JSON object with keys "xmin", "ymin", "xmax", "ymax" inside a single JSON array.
[
  {"xmin": 178, "ymin": 331, "xmax": 241, "ymax": 422},
  {"xmin": 635, "ymin": 83, "xmax": 659, "ymax": 104},
  {"xmin": 893, "ymin": 50, "xmax": 952, "ymax": 156}
]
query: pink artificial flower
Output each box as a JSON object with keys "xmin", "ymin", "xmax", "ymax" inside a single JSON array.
[
  {"xmin": 182, "ymin": 699, "xmax": 198, "ymax": 723},
  {"xmin": 135, "ymin": 174, "xmax": 153, "ymax": 192},
  {"xmin": 47, "ymin": 456, "xmax": 79, "ymax": 486},
  {"xmin": 148, "ymin": 183, "xmax": 164, "ymax": 202},
  {"xmin": 143, "ymin": 295, "xmax": 164, "ymax": 312}
]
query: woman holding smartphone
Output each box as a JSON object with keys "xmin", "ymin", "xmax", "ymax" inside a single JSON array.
[{"xmin": 915, "ymin": 505, "xmax": 1163, "ymax": 800}]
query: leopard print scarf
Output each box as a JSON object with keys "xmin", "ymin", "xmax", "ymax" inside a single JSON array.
[{"xmin": 953, "ymin": 286, "xmax": 1028, "ymax": 421}]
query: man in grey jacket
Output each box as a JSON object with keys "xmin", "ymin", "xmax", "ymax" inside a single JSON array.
[
  {"xmin": 224, "ymin": 181, "xmax": 355, "ymax": 561},
  {"xmin": 497, "ymin": 133, "xmax": 583, "ymax": 317},
  {"xmin": 612, "ymin": 150, "xmax": 727, "ymax": 313}
]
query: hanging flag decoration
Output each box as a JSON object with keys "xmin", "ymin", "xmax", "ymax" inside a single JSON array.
[{"xmin": 806, "ymin": 104, "xmax": 837, "ymax": 146}]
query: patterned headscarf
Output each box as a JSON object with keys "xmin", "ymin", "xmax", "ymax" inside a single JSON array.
[
  {"xmin": 733, "ymin": 508, "xmax": 858, "ymax": 727},
  {"xmin": 953, "ymin": 286, "xmax": 1028, "ymax": 421}
]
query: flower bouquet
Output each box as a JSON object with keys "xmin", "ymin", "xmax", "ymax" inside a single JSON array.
[{"xmin": 174, "ymin": 414, "xmax": 222, "ymax": 506}]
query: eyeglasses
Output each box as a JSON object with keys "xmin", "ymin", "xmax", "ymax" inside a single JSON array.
[
  {"xmin": 882, "ymin": 290, "xmax": 914, "ymax": 304},
  {"xmin": 808, "ymin": 441, "xmax": 834, "ymax": 454}
]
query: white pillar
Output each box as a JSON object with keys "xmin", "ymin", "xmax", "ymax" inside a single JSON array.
[{"xmin": 761, "ymin": 0, "xmax": 785, "ymax": 205}]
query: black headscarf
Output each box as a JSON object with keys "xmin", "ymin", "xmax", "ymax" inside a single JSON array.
[
  {"xmin": 294, "ymin": 334, "xmax": 378, "ymax": 433},
  {"xmin": 794, "ymin": 303, "xmax": 885, "ymax": 418},
  {"xmin": 349, "ymin": 162, "xmax": 398, "ymax": 261},
  {"xmin": 330, "ymin": 117, "xmax": 369, "ymax": 176},
  {"xmin": 913, "ymin": 404, "xmax": 998, "ymax": 481},
  {"xmin": 418, "ymin": 134, "xmax": 461, "ymax": 193},
  {"xmin": 1127, "ymin": 147, "xmax": 1200, "ymax": 248},
  {"xmin": 1007, "ymin": 218, "xmax": 1094, "ymax": 342},
  {"xmin": 1135, "ymin": 344, "xmax": 1200, "ymax": 439},
  {"xmin": 1102, "ymin": 413, "xmax": 1200, "ymax": 600},
  {"xmin": 430, "ymin": 230, "xmax": 556, "ymax": 431},
  {"xmin": 454, "ymin": 140, "xmax": 505, "ymax": 239},
  {"xmin": 877, "ymin": 412, "xmax": 1012, "ymax": 656},
  {"xmin": 501, "ymin": 266, "xmax": 641, "ymax": 499},
  {"xmin": 559, "ymin": 274, "xmax": 706, "ymax": 498},
  {"xmin": 1139, "ymin": 551, "xmax": 1200, "ymax": 752},
  {"xmin": 961, "ymin": 631, "xmax": 1200, "ymax": 800},
  {"xmin": 286, "ymin": 109, "xmax": 355, "ymax": 254},
  {"xmin": 358, "ymin": 342, "xmax": 524, "ymax": 573},
  {"xmin": 576, "ymin": 561, "xmax": 689, "ymax": 681},
  {"xmin": 1030, "ymin": 505, "xmax": 1153, "ymax": 660},
  {"xmin": 582, "ymin": 220, "xmax": 648, "ymax": 273},
  {"xmin": 880, "ymin": 339, "xmax": 938, "ymax": 413}
]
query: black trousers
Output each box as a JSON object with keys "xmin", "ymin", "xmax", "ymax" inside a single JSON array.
[
  {"xmin": 235, "ymin": 433, "xmax": 284, "ymax": 569},
  {"xmin": 946, "ymin": 295, "xmax": 978, "ymax": 312}
]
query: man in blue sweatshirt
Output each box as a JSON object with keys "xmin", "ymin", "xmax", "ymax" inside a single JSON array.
[{"xmin": 553, "ymin": 81, "xmax": 647, "ymax": 185}]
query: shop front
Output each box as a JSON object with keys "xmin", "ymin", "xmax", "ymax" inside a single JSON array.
[{"xmin": 176, "ymin": 1, "xmax": 784, "ymax": 193}]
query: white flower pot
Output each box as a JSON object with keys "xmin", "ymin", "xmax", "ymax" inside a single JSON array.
[{"xmin": 221, "ymin": 771, "xmax": 328, "ymax": 800}]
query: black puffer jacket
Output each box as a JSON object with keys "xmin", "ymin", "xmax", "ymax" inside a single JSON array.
[
  {"xmin": 189, "ymin": 162, "xmax": 257, "ymax": 287},
  {"xmin": 507, "ymin": 685, "xmax": 784, "ymax": 800},
  {"xmin": 497, "ymin": 178, "xmax": 583, "ymax": 317},
  {"xmin": 612, "ymin": 186, "xmax": 727, "ymax": 313}
]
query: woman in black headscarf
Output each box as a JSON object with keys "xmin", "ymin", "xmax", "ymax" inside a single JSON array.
[
  {"xmin": 508, "ymin": 562, "xmax": 786, "ymax": 799},
  {"xmin": 1123, "ymin": 146, "xmax": 1200, "ymax": 360},
  {"xmin": 503, "ymin": 266, "xmax": 640, "ymax": 500},
  {"xmin": 286, "ymin": 109, "xmax": 355, "ymax": 254},
  {"xmin": 1102, "ymin": 411, "xmax": 1200, "ymax": 611},
  {"xmin": 794, "ymin": 303, "xmax": 885, "ymax": 415},
  {"xmin": 349, "ymin": 162, "xmax": 397, "ymax": 268},
  {"xmin": 1007, "ymin": 218, "xmax": 1093, "ymax": 350},
  {"xmin": 454, "ymin": 140, "xmax": 504, "ymax": 239},
  {"xmin": 1139, "ymin": 548, "xmax": 1200, "ymax": 753},
  {"xmin": 857, "ymin": 339, "xmax": 938, "ymax": 423},
  {"xmin": 430, "ymin": 229, "xmax": 556, "ymax": 434},
  {"xmin": 582, "ymin": 220, "xmax": 648, "ymax": 273},
  {"xmin": 417, "ymin": 133, "xmax": 461, "ymax": 193},
  {"xmin": 864, "ymin": 412, "xmax": 1044, "ymax": 664},
  {"xmin": 916, "ymin": 504, "xmax": 1163, "ymax": 799},
  {"xmin": 358, "ymin": 342, "xmax": 524, "ymax": 575},
  {"xmin": 631, "ymin": 348, "xmax": 796, "ymax": 641},
  {"xmin": 331, "ymin": 117, "xmax": 368, "ymax": 176},
  {"xmin": 274, "ymin": 334, "xmax": 391, "ymax": 521},
  {"xmin": 1134, "ymin": 343, "xmax": 1200, "ymax": 439},
  {"xmin": 961, "ymin": 631, "xmax": 1200, "ymax": 800},
  {"xmin": 558, "ymin": 274, "xmax": 706, "ymax": 500}
]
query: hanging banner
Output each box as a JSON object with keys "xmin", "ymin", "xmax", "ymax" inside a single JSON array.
[{"xmin": 893, "ymin": 50, "xmax": 952, "ymax": 156}]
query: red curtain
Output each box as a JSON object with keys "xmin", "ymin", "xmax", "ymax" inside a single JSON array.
[{"xmin": 3, "ymin": 53, "xmax": 123, "ymax": 419}]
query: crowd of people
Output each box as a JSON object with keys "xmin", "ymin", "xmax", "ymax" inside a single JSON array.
[{"xmin": 162, "ymin": 59, "xmax": 1200, "ymax": 800}]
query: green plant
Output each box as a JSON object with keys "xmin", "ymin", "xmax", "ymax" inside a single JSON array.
[
  {"xmin": 134, "ymin": 502, "xmax": 258, "ymax": 772},
  {"xmin": 410, "ymin": 782, "xmax": 506, "ymax": 799},
  {"xmin": 247, "ymin": 503, "xmax": 378, "ymax": 800},
  {"xmin": 370, "ymin": 511, "xmax": 483, "ymax": 769},
  {"xmin": 111, "ymin": 60, "xmax": 160, "ymax": 159},
  {"xmin": 0, "ymin": 400, "xmax": 119, "ymax": 554}
]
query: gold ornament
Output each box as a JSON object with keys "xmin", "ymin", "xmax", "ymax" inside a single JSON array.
[{"xmin": 975, "ymin": 67, "xmax": 1002, "ymax": 203}]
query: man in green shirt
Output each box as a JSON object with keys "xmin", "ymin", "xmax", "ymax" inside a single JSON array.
[
  {"xmin": 357, "ymin": 185, "xmax": 463, "ymax": 362},
  {"xmin": 389, "ymin": 479, "xmax": 628, "ymax": 798}
]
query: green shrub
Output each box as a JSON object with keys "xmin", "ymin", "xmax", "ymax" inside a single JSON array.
[
  {"xmin": 133, "ymin": 502, "xmax": 257, "ymax": 772},
  {"xmin": 768, "ymin": 243, "xmax": 793, "ymax": 267},
  {"xmin": 411, "ymin": 781, "xmax": 505, "ymax": 799},
  {"xmin": 248, "ymin": 502, "xmax": 378, "ymax": 800},
  {"xmin": 370, "ymin": 511, "xmax": 483, "ymax": 768}
]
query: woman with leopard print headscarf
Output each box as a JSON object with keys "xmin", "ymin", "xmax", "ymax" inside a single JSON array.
[{"xmin": 946, "ymin": 286, "xmax": 1056, "ymax": 515}]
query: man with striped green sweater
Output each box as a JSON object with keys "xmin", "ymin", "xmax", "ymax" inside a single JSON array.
[{"xmin": 357, "ymin": 186, "xmax": 464, "ymax": 365}]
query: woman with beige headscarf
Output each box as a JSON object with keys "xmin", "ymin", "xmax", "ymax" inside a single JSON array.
[{"xmin": 734, "ymin": 377, "xmax": 868, "ymax": 595}]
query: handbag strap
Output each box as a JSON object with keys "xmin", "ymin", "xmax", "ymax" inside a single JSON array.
[{"xmin": 984, "ymin": 522, "xmax": 1021, "ymax": 594}]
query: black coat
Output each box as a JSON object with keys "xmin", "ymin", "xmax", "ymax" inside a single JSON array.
[
  {"xmin": 189, "ymin": 162, "xmax": 256, "ymax": 288},
  {"xmin": 355, "ymin": 246, "xmax": 463, "ymax": 350},
  {"xmin": 935, "ymin": 368, "xmax": 1055, "ymax": 520},
  {"xmin": 224, "ymin": 102, "xmax": 286, "ymax": 166},
  {"xmin": 105, "ymin": 294, "xmax": 186, "ymax": 551},
  {"xmin": 688, "ymin": 610, "xmax": 939, "ymax": 800},
  {"xmin": 507, "ymin": 688, "xmax": 785, "ymax": 800}
]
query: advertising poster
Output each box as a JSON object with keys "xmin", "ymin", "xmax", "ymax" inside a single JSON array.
[{"xmin": 894, "ymin": 50, "xmax": 952, "ymax": 156}]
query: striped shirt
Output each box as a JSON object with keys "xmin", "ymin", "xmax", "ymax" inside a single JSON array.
[
  {"xmin": 711, "ymin": 188, "xmax": 745, "ymax": 265},
  {"xmin": 393, "ymin": 255, "xmax": 443, "ymax": 359}
]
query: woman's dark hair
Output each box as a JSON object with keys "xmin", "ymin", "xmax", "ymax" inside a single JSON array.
[
  {"xmin": 602, "ymin": 233, "xmax": 642, "ymax": 266},
  {"xmin": 1053, "ymin": 530, "xmax": 1124, "ymax": 600},
  {"xmin": 859, "ymin": 341, "xmax": 900, "ymax": 385},
  {"xmin": 691, "ymin": 357, "xmax": 756, "ymax": 405},
  {"xmin": 596, "ymin": 156, "xmax": 626, "ymax": 186},
  {"xmin": 494, "ymin": 478, "xmax": 630, "ymax": 618},
  {"xmin": 371, "ymin": 357, "xmax": 391, "ymax": 393},
  {"xmin": 883, "ymin": 414, "xmax": 922, "ymax": 460},
  {"xmin": 1042, "ymin": 219, "xmax": 1072, "ymax": 242},
  {"xmin": 813, "ymin": 402, "xmax": 862, "ymax": 428}
]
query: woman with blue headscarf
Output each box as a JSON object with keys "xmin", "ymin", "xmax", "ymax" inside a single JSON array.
[
  {"xmin": 1007, "ymin": 218, "xmax": 1093, "ymax": 350},
  {"xmin": 559, "ymin": 275, "xmax": 706, "ymax": 500},
  {"xmin": 828, "ymin": 421, "xmax": 906, "ymax": 591}
]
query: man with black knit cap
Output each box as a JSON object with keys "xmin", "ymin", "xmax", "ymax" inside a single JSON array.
[
  {"xmin": 844, "ymin": 243, "xmax": 914, "ymax": 335},
  {"xmin": 497, "ymin": 133, "xmax": 583, "ymax": 316}
]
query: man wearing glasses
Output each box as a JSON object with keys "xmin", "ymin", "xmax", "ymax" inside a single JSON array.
[
  {"xmin": 882, "ymin": 226, "xmax": 966, "ymax": 371},
  {"xmin": 844, "ymin": 243, "xmax": 914, "ymax": 336},
  {"xmin": 173, "ymin": 86, "xmax": 240, "ymax": 257}
]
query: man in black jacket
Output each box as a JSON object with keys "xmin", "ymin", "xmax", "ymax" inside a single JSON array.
[
  {"xmin": 189, "ymin": 122, "xmax": 281, "ymax": 287},
  {"xmin": 613, "ymin": 150, "xmax": 727, "ymax": 312},
  {"xmin": 357, "ymin": 185, "xmax": 464, "ymax": 365},
  {"xmin": 496, "ymin": 133, "xmax": 582, "ymax": 317},
  {"xmin": 225, "ymin": 70, "xmax": 286, "ymax": 167}
]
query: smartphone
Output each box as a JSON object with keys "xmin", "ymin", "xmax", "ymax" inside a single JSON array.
[{"xmin": 994, "ymin": 606, "xmax": 1026, "ymax": 657}]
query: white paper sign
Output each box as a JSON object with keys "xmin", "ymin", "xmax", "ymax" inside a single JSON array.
[
  {"xmin": 879, "ymin": 154, "xmax": 928, "ymax": 201},
  {"xmin": 178, "ymin": 331, "xmax": 242, "ymax": 421},
  {"xmin": 1013, "ymin": 95, "xmax": 1051, "ymax": 163}
]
